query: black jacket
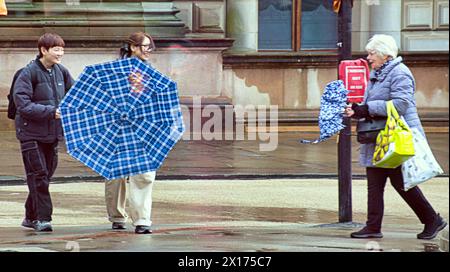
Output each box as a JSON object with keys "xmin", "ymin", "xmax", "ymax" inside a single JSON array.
[{"xmin": 13, "ymin": 57, "xmax": 74, "ymax": 143}]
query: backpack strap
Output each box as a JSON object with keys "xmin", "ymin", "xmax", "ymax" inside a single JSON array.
[{"xmin": 29, "ymin": 62, "xmax": 37, "ymax": 90}]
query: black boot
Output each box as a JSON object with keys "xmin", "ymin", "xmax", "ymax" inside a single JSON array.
[{"xmin": 417, "ymin": 214, "xmax": 447, "ymax": 240}]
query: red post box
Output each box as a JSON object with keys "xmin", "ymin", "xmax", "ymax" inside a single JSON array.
[{"xmin": 339, "ymin": 58, "xmax": 369, "ymax": 103}]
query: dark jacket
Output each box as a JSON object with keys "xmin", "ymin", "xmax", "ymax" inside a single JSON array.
[{"xmin": 13, "ymin": 57, "xmax": 74, "ymax": 143}]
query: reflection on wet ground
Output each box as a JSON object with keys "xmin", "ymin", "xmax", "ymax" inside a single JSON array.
[
  {"xmin": 0, "ymin": 179, "xmax": 447, "ymax": 252},
  {"xmin": 1, "ymin": 132, "xmax": 448, "ymax": 179}
]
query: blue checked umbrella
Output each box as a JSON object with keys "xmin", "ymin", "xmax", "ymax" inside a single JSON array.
[
  {"xmin": 300, "ymin": 80, "xmax": 349, "ymax": 144},
  {"xmin": 59, "ymin": 57, "xmax": 185, "ymax": 180}
]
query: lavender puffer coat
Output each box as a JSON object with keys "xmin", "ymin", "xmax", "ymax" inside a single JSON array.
[{"xmin": 359, "ymin": 56, "xmax": 425, "ymax": 167}]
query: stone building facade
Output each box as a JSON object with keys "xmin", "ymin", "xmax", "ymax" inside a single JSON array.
[{"xmin": 0, "ymin": 0, "xmax": 448, "ymax": 130}]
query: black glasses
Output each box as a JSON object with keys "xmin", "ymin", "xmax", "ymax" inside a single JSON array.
[{"xmin": 138, "ymin": 44, "xmax": 154, "ymax": 52}]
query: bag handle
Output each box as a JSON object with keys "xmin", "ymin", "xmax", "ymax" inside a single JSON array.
[
  {"xmin": 386, "ymin": 100, "xmax": 411, "ymax": 132},
  {"xmin": 386, "ymin": 101, "xmax": 400, "ymax": 121},
  {"xmin": 379, "ymin": 101, "xmax": 394, "ymax": 134}
]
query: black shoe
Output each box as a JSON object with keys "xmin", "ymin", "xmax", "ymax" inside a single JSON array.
[
  {"xmin": 21, "ymin": 218, "xmax": 35, "ymax": 229},
  {"xmin": 135, "ymin": 225, "xmax": 152, "ymax": 234},
  {"xmin": 417, "ymin": 214, "xmax": 447, "ymax": 240},
  {"xmin": 350, "ymin": 227, "xmax": 383, "ymax": 239},
  {"xmin": 112, "ymin": 222, "xmax": 127, "ymax": 230},
  {"xmin": 33, "ymin": 220, "xmax": 53, "ymax": 232}
]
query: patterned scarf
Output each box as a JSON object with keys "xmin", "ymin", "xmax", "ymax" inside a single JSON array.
[{"xmin": 374, "ymin": 59, "xmax": 393, "ymax": 78}]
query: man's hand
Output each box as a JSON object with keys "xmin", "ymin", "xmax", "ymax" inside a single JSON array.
[{"xmin": 55, "ymin": 108, "xmax": 61, "ymax": 119}]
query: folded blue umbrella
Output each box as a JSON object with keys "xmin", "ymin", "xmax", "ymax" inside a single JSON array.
[
  {"xmin": 300, "ymin": 80, "xmax": 349, "ymax": 144},
  {"xmin": 60, "ymin": 57, "xmax": 185, "ymax": 180}
]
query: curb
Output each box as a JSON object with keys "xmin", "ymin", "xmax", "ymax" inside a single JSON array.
[{"xmin": 1, "ymin": 173, "xmax": 448, "ymax": 186}]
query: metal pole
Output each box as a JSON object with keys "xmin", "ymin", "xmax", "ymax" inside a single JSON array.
[{"xmin": 338, "ymin": 0, "xmax": 353, "ymax": 223}]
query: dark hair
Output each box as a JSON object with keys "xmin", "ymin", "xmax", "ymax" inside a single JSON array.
[
  {"xmin": 38, "ymin": 33, "xmax": 65, "ymax": 58},
  {"xmin": 120, "ymin": 32, "xmax": 156, "ymax": 59}
]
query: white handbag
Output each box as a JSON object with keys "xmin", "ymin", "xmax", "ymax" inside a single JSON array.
[{"xmin": 402, "ymin": 127, "xmax": 443, "ymax": 191}]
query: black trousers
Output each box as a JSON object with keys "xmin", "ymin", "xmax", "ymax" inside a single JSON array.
[
  {"xmin": 365, "ymin": 166, "xmax": 437, "ymax": 231},
  {"xmin": 20, "ymin": 140, "xmax": 58, "ymax": 222}
]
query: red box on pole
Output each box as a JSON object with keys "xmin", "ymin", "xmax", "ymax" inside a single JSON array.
[{"xmin": 339, "ymin": 58, "xmax": 369, "ymax": 103}]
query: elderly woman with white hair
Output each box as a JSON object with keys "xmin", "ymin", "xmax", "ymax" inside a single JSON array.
[{"xmin": 344, "ymin": 34, "xmax": 447, "ymax": 240}]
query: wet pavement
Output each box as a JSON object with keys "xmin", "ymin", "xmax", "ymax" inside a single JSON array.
[
  {"xmin": 0, "ymin": 179, "xmax": 448, "ymax": 252},
  {"xmin": 0, "ymin": 130, "xmax": 448, "ymax": 252},
  {"xmin": 0, "ymin": 131, "xmax": 448, "ymax": 181}
]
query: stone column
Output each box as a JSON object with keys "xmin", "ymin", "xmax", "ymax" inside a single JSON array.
[
  {"xmin": 351, "ymin": 0, "xmax": 371, "ymax": 51},
  {"xmin": 368, "ymin": 0, "xmax": 402, "ymax": 46},
  {"xmin": 226, "ymin": 0, "xmax": 258, "ymax": 51}
]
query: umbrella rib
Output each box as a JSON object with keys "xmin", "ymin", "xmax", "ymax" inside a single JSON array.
[{"xmin": 61, "ymin": 108, "xmax": 119, "ymax": 153}]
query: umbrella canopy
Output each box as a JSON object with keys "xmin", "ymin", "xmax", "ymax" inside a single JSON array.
[
  {"xmin": 300, "ymin": 80, "xmax": 348, "ymax": 144},
  {"xmin": 60, "ymin": 57, "xmax": 185, "ymax": 180}
]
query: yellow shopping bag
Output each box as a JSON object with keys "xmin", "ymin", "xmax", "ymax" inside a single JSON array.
[
  {"xmin": 372, "ymin": 101, "xmax": 415, "ymax": 168},
  {"xmin": 0, "ymin": 0, "xmax": 7, "ymax": 16}
]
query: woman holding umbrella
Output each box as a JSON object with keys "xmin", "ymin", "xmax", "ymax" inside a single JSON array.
[{"xmin": 105, "ymin": 32, "xmax": 157, "ymax": 234}]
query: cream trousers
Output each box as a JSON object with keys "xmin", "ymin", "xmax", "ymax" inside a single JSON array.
[{"xmin": 105, "ymin": 171, "xmax": 155, "ymax": 226}]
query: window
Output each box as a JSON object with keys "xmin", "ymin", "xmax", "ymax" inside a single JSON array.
[
  {"xmin": 258, "ymin": 0, "xmax": 293, "ymax": 50},
  {"xmin": 258, "ymin": 0, "xmax": 338, "ymax": 51}
]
